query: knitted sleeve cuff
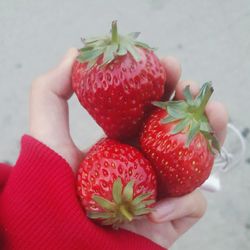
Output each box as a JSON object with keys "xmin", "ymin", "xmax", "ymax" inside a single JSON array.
[{"xmin": 0, "ymin": 135, "xmax": 165, "ymax": 250}]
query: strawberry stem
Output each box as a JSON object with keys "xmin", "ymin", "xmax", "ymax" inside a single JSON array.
[
  {"xmin": 77, "ymin": 21, "xmax": 152, "ymax": 67},
  {"xmin": 120, "ymin": 205, "xmax": 133, "ymax": 221},
  {"xmin": 195, "ymin": 82, "xmax": 214, "ymax": 118},
  {"xmin": 111, "ymin": 20, "xmax": 119, "ymax": 43}
]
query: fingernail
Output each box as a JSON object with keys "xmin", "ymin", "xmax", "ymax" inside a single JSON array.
[{"xmin": 151, "ymin": 201, "xmax": 175, "ymax": 222}]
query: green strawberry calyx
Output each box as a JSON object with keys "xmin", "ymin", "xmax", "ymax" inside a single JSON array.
[
  {"xmin": 88, "ymin": 178, "xmax": 155, "ymax": 229},
  {"xmin": 76, "ymin": 20, "xmax": 153, "ymax": 68},
  {"xmin": 153, "ymin": 82, "xmax": 220, "ymax": 153}
]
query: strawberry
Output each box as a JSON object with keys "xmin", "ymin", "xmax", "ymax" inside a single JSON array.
[
  {"xmin": 76, "ymin": 138, "xmax": 157, "ymax": 228},
  {"xmin": 72, "ymin": 21, "xmax": 166, "ymax": 140},
  {"xmin": 140, "ymin": 82, "xmax": 220, "ymax": 197}
]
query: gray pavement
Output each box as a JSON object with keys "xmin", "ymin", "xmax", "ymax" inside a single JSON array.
[{"xmin": 0, "ymin": 0, "xmax": 250, "ymax": 249}]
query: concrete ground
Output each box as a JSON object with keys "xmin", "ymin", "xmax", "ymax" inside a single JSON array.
[{"xmin": 0, "ymin": 0, "xmax": 250, "ymax": 249}]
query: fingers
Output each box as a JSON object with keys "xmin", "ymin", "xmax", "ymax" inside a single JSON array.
[
  {"xmin": 161, "ymin": 57, "xmax": 181, "ymax": 100},
  {"xmin": 148, "ymin": 190, "xmax": 207, "ymax": 242},
  {"xmin": 149, "ymin": 190, "xmax": 207, "ymax": 223},
  {"xmin": 175, "ymin": 80, "xmax": 199, "ymax": 99},
  {"xmin": 206, "ymin": 101, "xmax": 228, "ymax": 145},
  {"xmin": 50, "ymin": 48, "xmax": 79, "ymax": 99},
  {"xmin": 122, "ymin": 190, "xmax": 207, "ymax": 248},
  {"xmin": 38, "ymin": 48, "xmax": 79, "ymax": 99},
  {"xmin": 174, "ymin": 80, "xmax": 228, "ymax": 146}
]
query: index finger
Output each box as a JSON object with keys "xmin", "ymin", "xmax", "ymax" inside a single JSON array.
[{"xmin": 42, "ymin": 48, "xmax": 79, "ymax": 99}]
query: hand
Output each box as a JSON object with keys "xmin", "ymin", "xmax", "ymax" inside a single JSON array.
[{"xmin": 29, "ymin": 49, "xmax": 228, "ymax": 249}]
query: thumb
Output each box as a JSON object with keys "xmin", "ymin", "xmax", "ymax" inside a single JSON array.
[
  {"xmin": 42, "ymin": 48, "xmax": 79, "ymax": 99},
  {"xmin": 57, "ymin": 48, "xmax": 79, "ymax": 74}
]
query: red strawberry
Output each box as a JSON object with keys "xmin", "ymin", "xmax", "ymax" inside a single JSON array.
[
  {"xmin": 72, "ymin": 21, "xmax": 166, "ymax": 140},
  {"xmin": 76, "ymin": 138, "xmax": 157, "ymax": 228},
  {"xmin": 140, "ymin": 82, "xmax": 220, "ymax": 197}
]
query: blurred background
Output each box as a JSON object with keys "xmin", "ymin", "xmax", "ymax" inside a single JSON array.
[{"xmin": 0, "ymin": 0, "xmax": 249, "ymax": 249}]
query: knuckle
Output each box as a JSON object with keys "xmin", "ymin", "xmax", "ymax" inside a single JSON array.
[
  {"xmin": 206, "ymin": 101, "xmax": 229, "ymax": 136},
  {"xmin": 186, "ymin": 190, "xmax": 207, "ymax": 218},
  {"xmin": 192, "ymin": 190, "xmax": 207, "ymax": 218},
  {"xmin": 213, "ymin": 101, "xmax": 229, "ymax": 123}
]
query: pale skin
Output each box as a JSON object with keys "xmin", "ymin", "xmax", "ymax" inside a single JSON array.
[{"xmin": 29, "ymin": 48, "xmax": 228, "ymax": 249}]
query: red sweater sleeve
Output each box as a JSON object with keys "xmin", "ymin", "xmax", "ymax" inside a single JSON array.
[
  {"xmin": 0, "ymin": 135, "xmax": 164, "ymax": 250},
  {"xmin": 0, "ymin": 163, "xmax": 12, "ymax": 193}
]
